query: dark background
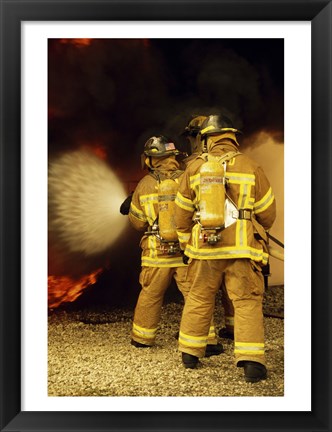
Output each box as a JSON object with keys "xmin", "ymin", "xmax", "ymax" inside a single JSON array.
[{"xmin": 48, "ymin": 38, "xmax": 284, "ymax": 309}]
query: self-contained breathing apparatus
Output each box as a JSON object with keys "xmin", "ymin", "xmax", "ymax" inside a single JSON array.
[
  {"xmin": 196, "ymin": 114, "xmax": 245, "ymax": 245},
  {"xmin": 145, "ymin": 172, "xmax": 183, "ymax": 255},
  {"xmin": 196, "ymin": 151, "xmax": 243, "ymax": 245},
  {"xmin": 142, "ymin": 135, "xmax": 183, "ymax": 256}
]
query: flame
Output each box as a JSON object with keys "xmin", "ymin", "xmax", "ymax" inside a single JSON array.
[
  {"xmin": 48, "ymin": 269, "xmax": 102, "ymax": 309},
  {"xmin": 80, "ymin": 142, "xmax": 108, "ymax": 160},
  {"xmin": 59, "ymin": 39, "xmax": 92, "ymax": 47}
]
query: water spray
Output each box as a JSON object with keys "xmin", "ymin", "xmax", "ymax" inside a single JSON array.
[{"xmin": 49, "ymin": 150, "xmax": 127, "ymax": 255}]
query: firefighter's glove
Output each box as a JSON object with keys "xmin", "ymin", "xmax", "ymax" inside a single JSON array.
[
  {"xmin": 120, "ymin": 192, "xmax": 133, "ymax": 215},
  {"xmin": 182, "ymin": 253, "xmax": 190, "ymax": 265}
]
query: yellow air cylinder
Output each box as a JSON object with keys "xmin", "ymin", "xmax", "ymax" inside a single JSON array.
[
  {"xmin": 199, "ymin": 161, "xmax": 225, "ymax": 228},
  {"xmin": 158, "ymin": 179, "xmax": 178, "ymax": 242}
]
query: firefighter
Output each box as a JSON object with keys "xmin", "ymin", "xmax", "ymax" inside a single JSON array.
[
  {"xmin": 181, "ymin": 115, "xmax": 207, "ymax": 165},
  {"xmin": 128, "ymin": 135, "xmax": 223, "ymax": 356},
  {"xmin": 174, "ymin": 114, "xmax": 276, "ymax": 383},
  {"xmin": 182, "ymin": 115, "xmax": 235, "ymax": 340}
]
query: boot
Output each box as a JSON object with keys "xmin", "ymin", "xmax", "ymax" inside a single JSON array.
[
  {"xmin": 218, "ymin": 327, "xmax": 234, "ymax": 340},
  {"xmin": 182, "ymin": 353, "xmax": 199, "ymax": 369},
  {"xmin": 131, "ymin": 339, "xmax": 151, "ymax": 348},
  {"xmin": 204, "ymin": 343, "xmax": 224, "ymax": 357},
  {"xmin": 243, "ymin": 361, "xmax": 267, "ymax": 383}
]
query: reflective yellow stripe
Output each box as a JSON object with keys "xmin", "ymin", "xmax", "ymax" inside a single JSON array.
[
  {"xmin": 132, "ymin": 323, "xmax": 158, "ymax": 339},
  {"xmin": 234, "ymin": 349, "xmax": 265, "ymax": 355},
  {"xmin": 148, "ymin": 235, "xmax": 157, "ymax": 259},
  {"xmin": 140, "ymin": 194, "xmax": 158, "ymax": 204},
  {"xmin": 236, "ymin": 342, "xmax": 264, "ymax": 347},
  {"xmin": 189, "ymin": 174, "xmax": 201, "ymax": 200},
  {"xmin": 234, "ymin": 342, "xmax": 265, "ymax": 355},
  {"xmin": 208, "ymin": 326, "xmax": 216, "ymax": 338},
  {"xmin": 175, "ymin": 192, "xmax": 195, "ymax": 212},
  {"xmin": 129, "ymin": 203, "xmax": 146, "ymax": 221},
  {"xmin": 234, "ymin": 342, "xmax": 264, "ymax": 355},
  {"xmin": 177, "ymin": 231, "xmax": 191, "ymax": 243},
  {"xmin": 254, "ymin": 187, "xmax": 275, "ymax": 214},
  {"xmin": 185, "ymin": 244, "xmax": 269, "ymax": 265},
  {"xmin": 140, "ymin": 193, "xmax": 158, "ymax": 224},
  {"xmin": 227, "ymin": 172, "xmax": 255, "ymax": 185},
  {"xmin": 141, "ymin": 256, "xmax": 185, "ymax": 267},
  {"xmin": 179, "ymin": 331, "xmax": 208, "ymax": 348},
  {"xmin": 192, "ymin": 224, "xmax": 200, "ymax": 250},
  {"xmin": 248, "ymin": 197, "xmax": 255, "ymax": 207}
]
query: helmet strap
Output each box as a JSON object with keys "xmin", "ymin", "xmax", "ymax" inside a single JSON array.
[{"xmin": 202, "ymin": 136, "xmax": 208, "ymax": 153}]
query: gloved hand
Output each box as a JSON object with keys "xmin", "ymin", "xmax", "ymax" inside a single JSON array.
[
  {"xmin": 182, "ymin": 253, "xmax": 190, "ymax": 265},
  {"xmin": 120, "ymin": 192, "xmax": 133, "ymax": 215}
]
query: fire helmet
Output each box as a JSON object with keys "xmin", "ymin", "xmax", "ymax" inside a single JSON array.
[
  {"xmin": 143, "ymin": 136, "xmax": 180, "ymax": 157},
  {"xmin": 182, "ymin": 115, "xmax": 207, "ymax": 137},
  {"xmin": 199, "ymin": 114, "xmax": 242, "ymax": 138}
]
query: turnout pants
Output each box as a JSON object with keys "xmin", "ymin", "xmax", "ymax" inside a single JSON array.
[
  {"xmin": 132, "ymin": 266, "xmax": 218, "ymax": 346},
  {"xmin": 178, "ymin": 258, "xmax": 266, "ymax": 366},
  {"xmin": 221, "ymin": 282, "xmax": 235, "ymax": 334}
]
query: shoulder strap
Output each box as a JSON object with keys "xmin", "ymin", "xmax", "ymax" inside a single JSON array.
[
  {"xmin": 169, "ymin": 169, "xmax": 183, "ymax": 180},
  {"xmin": 199, "ymin": 151, "xmax": 241, "ymax": 164},
  {"xmin": 198, "ymin": 153, "xmax": 209, "ymax": 162},
  {"xmin": 149, "ymin": 169, "xmax": 183, "ymax": 182},
  {"xmin": 148, "ymin": 171, "xmax": 159, "ymax": 181},
  {"xmin": 215, "ymin": 151, "xmax": 241, "ymax": 164}
]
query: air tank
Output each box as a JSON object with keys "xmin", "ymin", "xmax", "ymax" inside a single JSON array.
[
  {"xmin": 199, "ymin": 160, "xmax": 225, "ymax": 228},
  {"xmin": 158, "ymin": 179, "xmax": 178, "ymax": 242}
]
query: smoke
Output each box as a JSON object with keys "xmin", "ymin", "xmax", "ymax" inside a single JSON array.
[
  {"xmin": 245, "ymin": 132, "xmax": 284, "ymax": 285},
  {"xmin": 48, "ymin": 38, "xmax": 284, "ymax": 162},
  {"xmin": 48, "ymin": 150, "xmax": 127, "ymax": 258}
]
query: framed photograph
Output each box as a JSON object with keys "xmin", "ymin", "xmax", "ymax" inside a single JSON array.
[{"xmin": 1, "ymin": 1, "xmax": 331, "ymax": 431}]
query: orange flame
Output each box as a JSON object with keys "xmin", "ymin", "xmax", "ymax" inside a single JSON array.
[
  {"xmin": 59, "ymin": 39, "xmax": 92, "ymax": 47},
  {"xmin": 48, "ymin": 269, "xmax": 102, "ymax": 309},
  {"xmin": 80, "ymin": 141, "xmax": 108, "ymax": 160}
]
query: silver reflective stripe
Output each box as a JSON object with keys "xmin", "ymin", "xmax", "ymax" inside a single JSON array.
[
  {"xmin": 235, "ymin": 345, "xmax": 264, "ymax": 351},
  {"xmin": 186, "ymin": 247, "xmax": 265, "ymax": 259},
  {"xmin": 130, "ymin": 207, "xmax": 146, "ymax": 221}
]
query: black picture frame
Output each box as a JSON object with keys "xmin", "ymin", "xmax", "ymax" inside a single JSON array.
[{"xmin": 0, "ymin": 1, "xmax": 331, "ymax": 431}]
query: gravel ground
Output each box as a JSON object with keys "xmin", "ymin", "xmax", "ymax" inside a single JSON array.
[{"xmin": 48, "ymin": 286, "xmax": 284, "ymax": 397}]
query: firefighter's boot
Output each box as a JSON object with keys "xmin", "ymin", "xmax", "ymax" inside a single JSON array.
[
  {"xmin": 131, "ymin": 339, "xmax": 151, "ymax": 348},
  {"xmin": 218, "ymin": 327, "xmax": 234, "ymax": 340},
  {"xmin": 205, "ymin": 343, "xmax": 224, "ymax": 357},
  {"xmin": 182, "ymin": 353, "xmax": 199, "ymax": 369},
  {"xmin": 243, "ymin": 361, "xmax": 267, "ymax": 383}
]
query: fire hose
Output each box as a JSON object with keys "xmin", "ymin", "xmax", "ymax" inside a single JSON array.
[{"xmin": 267, "ymin": 232, "xmax": 284, "ymax": 261}]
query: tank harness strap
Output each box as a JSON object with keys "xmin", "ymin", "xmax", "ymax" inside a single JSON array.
[
  {"xmin": 214, "ymin": 150, "xmax": 241, "ymax": 164},
  {"xmin": 148, "ymin": 169, "xmax": 183, "ymax": 182},
  {"xmin": 237, "ymin": 209, "xmax": 252, "ymax": 220}
]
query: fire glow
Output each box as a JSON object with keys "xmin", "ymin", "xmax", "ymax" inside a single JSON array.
[
  {"xmin": 59, "ymin": 38, "xmax": 92, "ymax": 47},
  {"xmin": 48, "ymin": 269, "xmax": 102, "ymax": 309}
]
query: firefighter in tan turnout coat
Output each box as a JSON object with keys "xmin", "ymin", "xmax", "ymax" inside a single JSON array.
[
  {"xmin": 174, "ymin": 114, "xmax": 276, "ymax": 382},
  {"xmin": 128, "ymin": 135, "xmax": 223, "ymax": 356},
  {"xmin": 182, "ymin": 115, "xmax": 235, "ymax": 339}
]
